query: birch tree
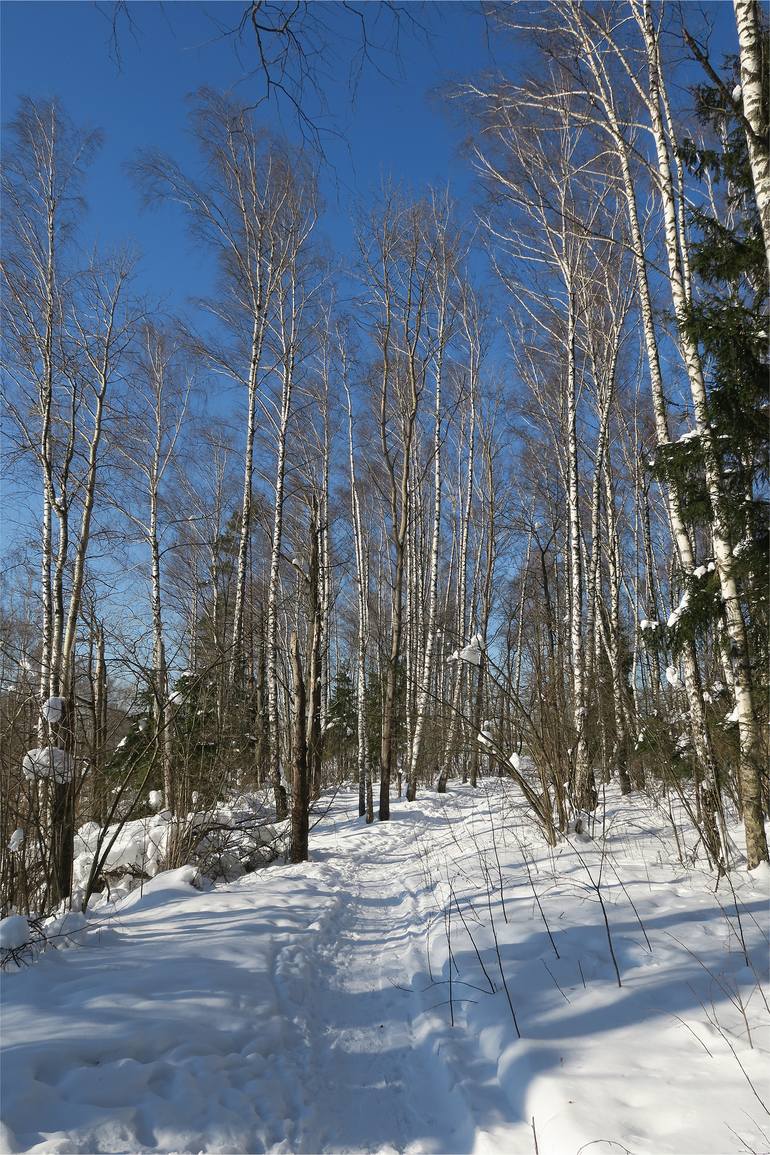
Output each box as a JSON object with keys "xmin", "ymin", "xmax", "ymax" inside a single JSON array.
[
  {"xmin": 3, "ymin": 100, "xmax": 137, "ymax": 899},
  {"xmin": 732, "ymin": 0, "xmax": 770, "ymax": 273},
  {"xmin": 359, "ymin": 196, "xmax": 434, "ymax": 820},
  {"xmin": 136, "ymin": 94, "xmax": 298, "ymax": 692},
  {"xmin": 406, "ymin": 197, "xmax": 456, "ymax": 802},
  {"xmin": 116, "ymin": 325, "xmax": 189, "ymax": 813}
]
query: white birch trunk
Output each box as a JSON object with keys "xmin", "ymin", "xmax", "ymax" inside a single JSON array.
[
  {"xmin": 267, "ymin": 353, "xmax": 292, "ymax": 821},
  {"xmin": 440, "ymin": 385, "xmax": 476, "ymax": 786},
  {"xmin": 733, "ymin": 0, "xmax": 770, "ymax": 274},
  {"xmin": 407, "ymin": 287, "xmax": 447, "ymax": 800},
  {"xmin": 345, "ymin": 379, "xmax": 372, "ymax": 820}
]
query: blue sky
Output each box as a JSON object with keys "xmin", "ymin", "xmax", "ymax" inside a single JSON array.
[
  {"xmin": 0, "ymin": 1, "xmax": 506, "ymax": 618},
  {"xmin": 1, "ymin": 1, "xmax": 739, "ymax": 319},
  {"xmin": 1, "ymin": 1, "xmax": 497, "ymax": 312},
  {"xmin": 0, "ymin": 1, "xmax": 743, "ymax": 635}
]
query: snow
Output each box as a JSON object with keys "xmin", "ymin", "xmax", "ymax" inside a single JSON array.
[
  {"xmin": 8, "ymin": 828, "xmax": 24, "ymax": 853},
  {"xmin": 1, "ymin": 784, "xmax": 768, "ymax": 1155},
  {"xmin": 21, "ymin": 746, "xmax": 74, "ymax": 783},
  {"xmin": 665, "ymin": 664, "xmax": 681, "ymax": 687},
  {"xmin": 69, "ymin": 793, "xmax": 280, "ymax": 904},
  {"xmin": 72, "ymin": 813, "xmax": 173, "ymax": 890},
  {"xmin": 41, "ymin": 696, "xmax": 66, "ymax": 723},
  {"xmin": 0, "ymin": 915, "xmax": 31, "ymax": 951},
  {"xmin": 732, "ymin": 82, "xmax": 742, "ymax": 103},
  {"xmin": 148, "ymin": 789, "xmax": 164, "ymax": 811},
  {"xmin": 477, "ymin": 727, "xmax": 494, "ymax": 747},
  {"xmin": 667, "ymin": 590, "xmax": 690, "ymax": 628},
  {"xmin": 43, "ymin": 910, "xmax": 89, "ymax": 947},
  {"xmin": 449, "ymin": 634, "xmax": 484, "ymax": 667}
]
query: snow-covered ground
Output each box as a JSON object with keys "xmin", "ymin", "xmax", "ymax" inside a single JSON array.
[{"xmin": 1, "ymin": 782, "xmax": 769, "ymax": 1155}]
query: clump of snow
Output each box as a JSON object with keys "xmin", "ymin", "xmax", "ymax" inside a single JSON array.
[
  {"xmin": 667, "ymin": 590, "xmax": 690, "ymax": 628},
  {"xmin": 148, "ymin": 789, "xmax": 164, "ymax": 811},
  {"xmin": 41, "ymin": 695, "xmax": 66, "ymax": 723},
  {"xmin": 477, "ymin": 730, "xmax": 494, "ymax": 748},
  {"xmin": 72, "ymin": 812, "xmax": 174, "ymax": 892},
  {"xmin": 724, "ymin": 705, "xmax": 739, "ymax": 725},
  {"xmin": 677, "ymin": 428, "xmax": 700, "ymax": 444},
  {"xmin": 508, "ymin": 751, "xmax": 520, "ymax": 770},
  {"xmin": 665, "ymin": 665, "xmax": 680, "ymax": 687},
  {"xmin": 168, "ymin": 689, "xmax": 185, "ymax": 706},
  {"xmin": 460, "ymin": 634, "xmax": 484, "ymax": 665},
  {"xmin": 8, "ymin": 829, "xmax": 24, "ymax": 853},
  {"xmin": 448, "ymin": 634, "xmax": 485, "ymax": 667},
  {"xmin": 732, "ymin": 82, "xmax": 742, "ymax": 103},
  {"xmin": 639, "ymin": 618, "xmax": 659, "ymax": 633},
  {"xmin": 22, "ymin": 746, "xmax": 74, "ymax": 783},
  {"xmin": 0, "ymin": 915, "xmax": 30, "ymax": 951}
]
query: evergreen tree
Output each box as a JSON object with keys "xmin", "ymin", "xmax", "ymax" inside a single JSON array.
[
  {"xmin": 679, "ymin": 46, "xmax": 769, "ymax": 673},
  {"xmin": 651, "ymin": 45, "xmax": 769, "ymax": 692}
]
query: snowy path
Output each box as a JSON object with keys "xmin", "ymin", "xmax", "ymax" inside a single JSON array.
[
  {"xmin": 2, "ymin": 785, "xmax": 769, "ymax": 1155},
  {"xmin": 1, "ymin": 794, "xmax": 517, "ymax": 1155}
]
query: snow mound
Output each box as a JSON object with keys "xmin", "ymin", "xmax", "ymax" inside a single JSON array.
[
  {"xmin": 115, "ymin": 865, "xmax": 203, "ymax": 914},
  {"xmin": 70, "ymin": 790, "xmax": 282, "ymax": 908},
  {"xmin": 43, "ymin": 910, "xmax": 89, "ymax": 946},
  {"xmin": 0, "ymin": 915, "xmax": 31, "ymax": 951}
]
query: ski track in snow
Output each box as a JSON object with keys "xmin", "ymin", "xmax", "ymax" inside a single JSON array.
[{"xmin": 2, "ymin": 785, "xmax": 769, "ymax": 1155}]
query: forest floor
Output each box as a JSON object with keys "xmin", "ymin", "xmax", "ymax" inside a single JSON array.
[{"xmin": 2, "ymin": 781, "xmax": 769, "ymax": 1155}]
